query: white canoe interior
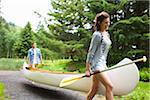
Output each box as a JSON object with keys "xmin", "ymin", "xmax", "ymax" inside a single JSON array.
[{"xmin": 21, "ymin": 58, "xmax": 139, "ymax": 96}]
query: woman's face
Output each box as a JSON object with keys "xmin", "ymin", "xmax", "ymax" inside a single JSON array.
[{"xmin": 100, "ymin": 17, "xmax": 110, "ymax": 31}]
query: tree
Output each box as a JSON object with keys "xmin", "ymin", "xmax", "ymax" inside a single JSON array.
[
  {"xmin": 48, "ymin": 0, "xmax": 91, "ymax": 61},
  {"xmin": 123, "ymin": 0, "xmax": 149, "ymax": 18},
  {"xmin": 86, "ymin": 0, "xmax": 129, "ymax": 23},
  {"xmin": 35, "ymin": 25, "xmax": 66, "ymax": 60},
  {"xmin": 5, "ymin": 23, "xmax": 22, "ymax": 58},
  {"xmin": 0, "ymin": 17, "xmax": 21, "ymax": 58},
  {"xmin": 0, "ymin": 17, "xmax": 8, "ymax": 58},
  {"xmin": 47, "ymin": 0, "xmax": 149, "ymax": 68},
  {"xmin": 13, "ymin": 22, "xmax": 35, "ymax": 58},
  {"xmin": 109, "ymin": 15, "xmax": 149, "ymax": 68}
]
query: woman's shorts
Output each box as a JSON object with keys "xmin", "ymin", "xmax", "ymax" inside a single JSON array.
[{"xmin": 90, "ymin": 62, "xmax": 108, "ymax": 74}]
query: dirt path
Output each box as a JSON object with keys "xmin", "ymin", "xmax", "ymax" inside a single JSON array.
[{"xmin": 0, "ymin": 71, "xmax": 105, "ymax": 100}]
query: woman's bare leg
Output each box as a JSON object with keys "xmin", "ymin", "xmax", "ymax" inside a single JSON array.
[
  {"xmin": 97, "ymin": 72, "xmax": 114, "ymax": 100},
  {"xmin": 86, "ymin": 74, "xmax": 101, "ymax": 100}
]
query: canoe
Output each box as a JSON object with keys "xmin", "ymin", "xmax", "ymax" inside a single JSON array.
[{"xmin": 21, "ymin": 58, "xmax": 139, "ymax": 96}]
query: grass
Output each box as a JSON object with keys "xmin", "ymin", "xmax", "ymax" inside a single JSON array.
[
  {"xmin": 0, "ymin": 82, "xmax": 6, "ymax": 100},
  {"xmin": 0, "ymin": 58, "xmax": 82, "ymax": 72},
  {"xmin": 39, "ymin": 60, "xmax": 86, "ymax": 73},
  {"xmin": 0, "ymin": 58, "xmax": 84, "ymax": 72},
  {"xmin": 115, "ymin": 81, "xmax": 150, "ymax": 100},
  {"xmin": 39, "ymin": 59, "xmax": 72, "ymax": 71},
  {"xmin": 0, "ymin": 58, "xmax": 24, "ymax": 70}
]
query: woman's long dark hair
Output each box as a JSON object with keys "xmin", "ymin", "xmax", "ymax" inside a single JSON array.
[{"xmin": 93, "ymin": 11, "xmax": 110, "ymax": 31}]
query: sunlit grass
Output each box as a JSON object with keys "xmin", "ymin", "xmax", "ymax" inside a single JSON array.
[
  {"xmin": 0, "ymin": 58, "xmax": 84, "ymax": 72},
  {"xmin": 0, "ymin": 82, "xmax": 5, "ymax": 100},
  {"xmin": 115, "ymin": 81, "xmax": 150, "ymax": 100},
  {"xmin": 39, "ymin": 59, "xmax": 86, "ymax": 73}
]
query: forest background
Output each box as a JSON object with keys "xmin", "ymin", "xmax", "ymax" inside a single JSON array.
[{"xmin": 0, "ymin": 0, "xmax": 149, "ymax": 69}]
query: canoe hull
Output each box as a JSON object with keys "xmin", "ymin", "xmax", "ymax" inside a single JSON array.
[{"xmin": 22, "ymin": 58, "xmax": 139, "ymax": 96}]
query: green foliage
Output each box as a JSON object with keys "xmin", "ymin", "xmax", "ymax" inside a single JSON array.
[
  {"xmin": 127, "ymin": 50, "xmax": 145, "ymax": 57},
  {"xmin": 0, "ymin": 58, "xmax": 24, "ymax": 70},
  {"xmin": 40, "ymin": 48, "xmax": 59, "ymax": 60},
  {"xmin": 140, "ymin": 67, "xmax": 150, "ymax": 82},
  {"xmin": 108, "ymin": 51, "xmax": 127, "ymax": 66},
  {"xmin": 48, "ymin": 0, "xmax": 143, "ymax": 62},
  {"xmin": 0, "ymin": 17, "xmax": 8, "ymax": 58},
  {"xmin": 0, "ymin": 82, "xmax": 5, "ymax": 100},
  {"xmin": 109, "ymin": 15, "xmax": 149, "ymax": 67},
  {"xmin": 65, "ymin": 61, "xmax": 85, "ymax": 72},
  {"xmin": 86, "ymin": 0, "xmax": 129, "ymax": 23},
  {"xmin": 87, "ymin": 0, "xmax": 128, "ymax": 13},
  {"xmin": 35, "ymin": 25, "xmax": 67, "ymax": 60},
  {"xmin": 5, "ymin": 24, "xmax": 22, "ymax": 58},
  {"xmin": 48, "ymin": 0, "xmax": 92, "ymax": 61},
  {"xmin": 13, "ymin": 22, "xmax": 35, "ymax": 58},
  {"xmin": 40, "ymin": 59, "xmax": 72, "ymax": 72},
  {"xmin": 49, "ymin": 0, "xmax": 88, "ymax": 41},
  {"xmin": 40, "ymin": 59, "xmax": 85, "ymax": 73},
  {"xmin": 115, "ymin": 82, "xmax": 150, "ymax": 100},
  {"xmin": 0, "ymin": 0, "xmax": 149, "ymax": 69},
  {"xmin": 65, "ymin": 41, "xmax": 85, "ymax": 61},
  {"xmin": 0, "ymin": 17, "xmax": 22, "ymax": 58},
  {"xmin": 124, "ymin": 0, "xmax": 149, "ymax": 18}
]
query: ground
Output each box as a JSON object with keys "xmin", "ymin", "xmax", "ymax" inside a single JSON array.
[{"xmin": 0, "ymin": 71, "xmax": 105, "ymax": 100}]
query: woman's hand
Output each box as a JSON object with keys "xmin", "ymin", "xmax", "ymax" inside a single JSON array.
[
  {"xmin": 85, "ymin": 62, "xmax": 91, "ymax": 77},
  {"xmin": 86, "ymin": 70, "xmax": 91, "ymax": 77}
]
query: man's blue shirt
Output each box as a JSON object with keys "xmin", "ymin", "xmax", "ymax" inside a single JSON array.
[{"xmin": 28, "ymin": 48, "xmax": 42, "ymax": 64}]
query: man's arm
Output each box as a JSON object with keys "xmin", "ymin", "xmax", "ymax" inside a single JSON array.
[
  {"xmin": 39, "ymin": 49, "xmax": 43, "ymax": 64},
  {"xmin": 27, "ymin": 49, "xmax": 30, "ymax": 64}
]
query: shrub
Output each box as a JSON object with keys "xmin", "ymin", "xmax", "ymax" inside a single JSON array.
[{"xmin": 140, "ymin": 67, "xmax": 150, "ymax": 82}]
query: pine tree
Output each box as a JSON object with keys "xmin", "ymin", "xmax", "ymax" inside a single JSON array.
[
  {"xmin": 14, "ymin": 22, "xmax": 35, "ymax": 58},
  {"xmin": 48, "ymin": 0, "xmax": 91, "ymax": 61}
]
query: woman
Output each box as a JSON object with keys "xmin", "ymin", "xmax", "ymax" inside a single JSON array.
[{"xmin": 86, "ymin": 11, "xmax": 114, "ymax": 100}]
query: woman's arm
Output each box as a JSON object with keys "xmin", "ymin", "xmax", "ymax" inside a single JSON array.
[
  {"xmin": 86, "ymin": 62, "xmax": 91, "ymax": 76},
  {"xmin": 86, "ymin": 33, "xmax": 101, "ymax": 75}
]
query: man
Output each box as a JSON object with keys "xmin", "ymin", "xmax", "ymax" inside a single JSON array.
[{"xmin": 27, "ymin": 42, "xmax": 42, "ymax": 68}]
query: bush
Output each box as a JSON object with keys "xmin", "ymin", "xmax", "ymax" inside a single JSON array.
[{"xmin": 140, "ymin": 67, "xmax": 150, "ymax": 82}]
